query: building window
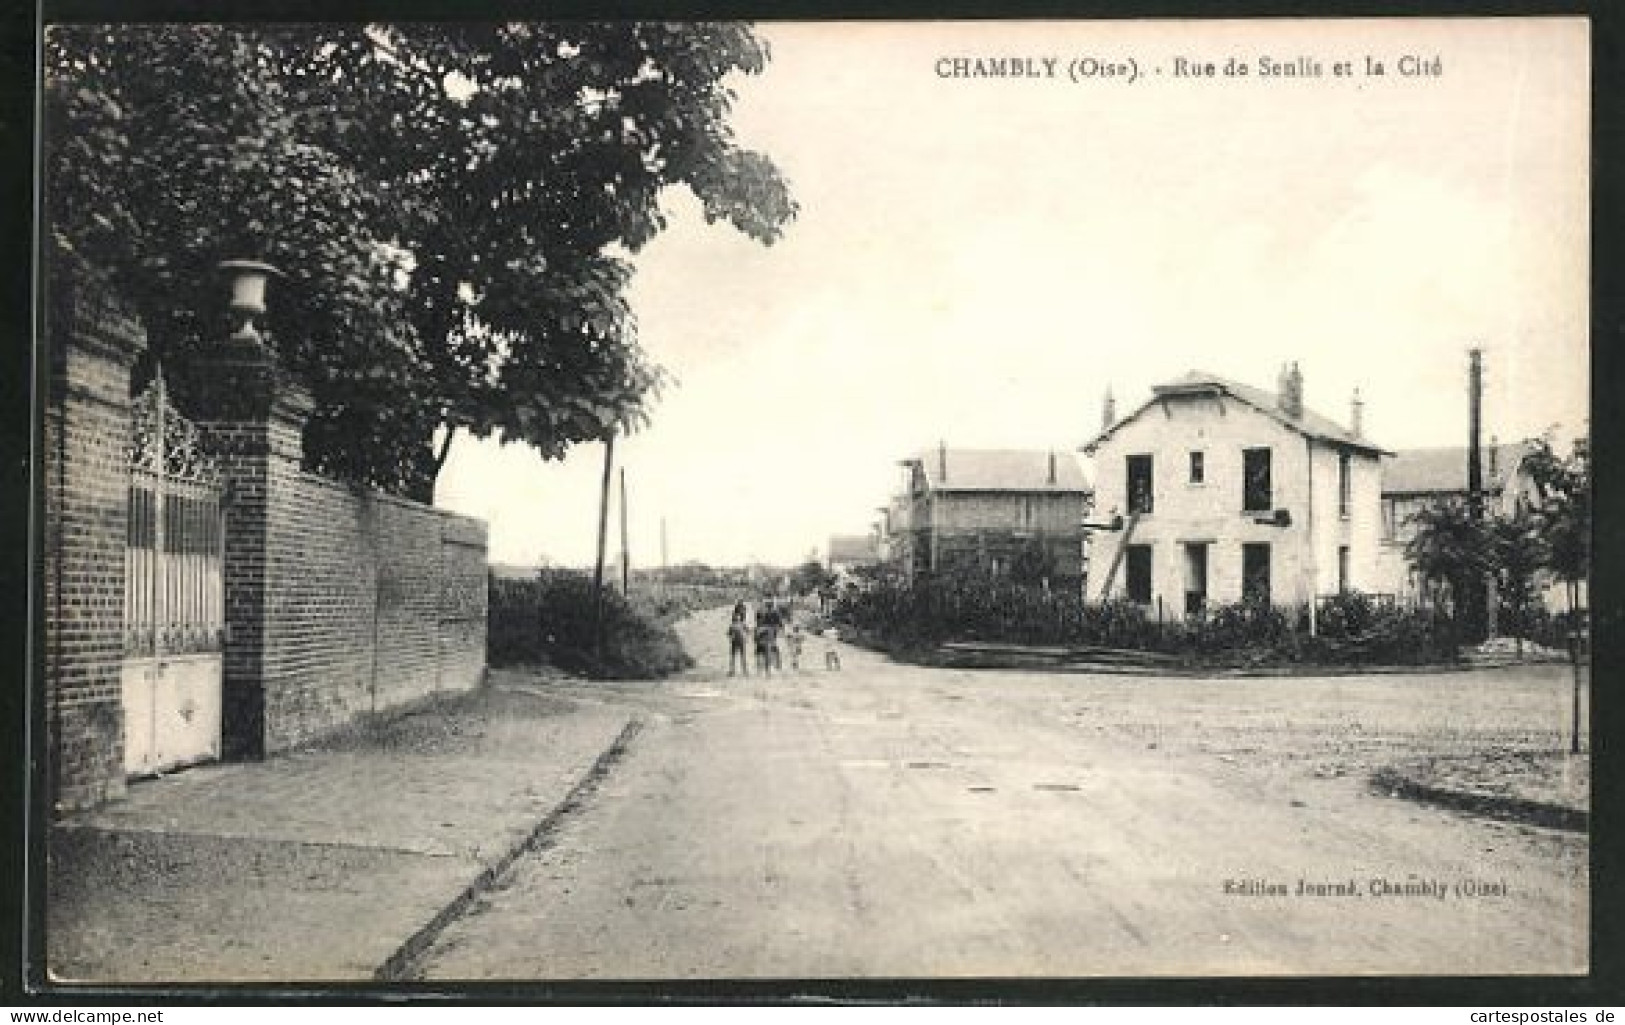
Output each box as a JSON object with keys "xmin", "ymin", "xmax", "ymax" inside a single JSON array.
[
  {"xmin": 1382, "ymin": 498, "xmax": 1398, "ymax": 541},
  {"xmin": 1338, "ymin": 545, "xmax": 1351, "ymax": 593},
  {"xmin": 1126, "ymin": 544, "xmax": 1153, "ymax": 604},
  {"xmin": 1243, "ymin": 448, "xmax": 1272, "ymax": 512},
  {"xmin": 1338, "ymin": 452, "xmax": 1352, "ymax": 518},
  {"xmin": 1189, "ymin": 451, "xmax": 1205, "ymax": 484},
  {"xmin": 1126, "ymin": 454, "xmax": 1154, "ymax": 515},
  {"xmin": 1242, "ymin": 543, "xmax": 1271, "ymax": 604}
]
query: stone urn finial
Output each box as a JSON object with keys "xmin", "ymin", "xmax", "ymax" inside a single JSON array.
[{"xmin": 218, "ymin": 259, "xmax": 284, "ymax": 343}]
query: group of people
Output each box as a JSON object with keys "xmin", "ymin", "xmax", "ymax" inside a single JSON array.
[{"xmin": 726, "ymin": 598, "xmax": 806, "ymax": 678}]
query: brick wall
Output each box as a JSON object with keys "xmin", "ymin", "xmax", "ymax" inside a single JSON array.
[
  {"xmin": 258, "ymin": 471, "xmax": 374, "ymax": 751},
  {"xmin": 43, "ymin": 266, "xmax": 145, "ymax": 812},
  {"xmin": 179, "ymin": 338, "xmax": 489, "ymax": 758},
  {"xmin": 369, "ymin": 493, "xmax": 443, "ymax": 717},
  {"xmin": 184, "ymin": 356, "xmax": 314, "ymax": 761},
  {"xmin": 260, "ymin": 475, "xmax": 488, "ymax": 753},
  {"xmin": 44, "ymin": 265, "xmax": 491, "ymax": 811},
  {"xmin": 438, "ymin": 514, "xmax": 490, "ymax": 702}
]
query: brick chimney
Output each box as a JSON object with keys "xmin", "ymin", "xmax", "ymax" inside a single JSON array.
[
  {"xmin": 1350, "ymin": 387, "xmax": 1364, "ymax": 438},
  {"xmin": 1101, "ymin": 386, "xmax": 1117, "ymax": 433},
  {"xmin": 1278, "ymin": 362, "xmax": 1304, "ymax": 419}
]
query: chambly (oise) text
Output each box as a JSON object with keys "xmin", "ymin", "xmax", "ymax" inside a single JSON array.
[{"xmin": 934, "ymin": 54, "xmax": 1444, "ymax": 84}]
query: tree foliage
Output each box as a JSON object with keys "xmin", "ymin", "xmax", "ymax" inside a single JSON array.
[
  {"xmin": 790, "ymin": 559, "xmax": 835, "ymax": 596},
  {"xmin": 1520, "ymin": 435, "xmax": 1589, "ymax": 586},
  {"xmin": 1404, "ymin": 434, "xmax": 1589, "ymax": 624},
  {"xmin": 45, "ymin": 23, "xmax": 796, "ymax": 499},
  {"xmin": 1485, "ymin": 505, "xmax": 1546, "ymax": 629},
  {"xmin": 1404, "ymin": 499, "xmax": 1492, "ymax": 616}
]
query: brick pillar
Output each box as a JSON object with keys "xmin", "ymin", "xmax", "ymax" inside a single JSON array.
[
  {"xmin": 172, "ymin": 335, "xmax": 313, "ymax": 760},
  {"xmin": 43, "ymin": 264, "xmax": 147, "ymax": 813}
]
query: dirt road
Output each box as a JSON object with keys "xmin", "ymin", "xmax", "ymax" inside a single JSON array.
[{"xmin": 417, "ymin": 608, "xmax": 1588, "ymax": 979}]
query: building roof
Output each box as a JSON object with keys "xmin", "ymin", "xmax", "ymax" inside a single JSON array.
[
  {"xmin": 827, "ymin": 534, "xmax": 879, "ymax": 564},
  {"xmin": 1084, "ymin": 369, "xmax": 1392, "ymax": 456},
  {"xmin": 1382, "ymin": 441, "xmax": 1536, "ymax": 496},
  {"xmin": 903, "ymin": 448, "xmax": 1090, "ymax": 493}
]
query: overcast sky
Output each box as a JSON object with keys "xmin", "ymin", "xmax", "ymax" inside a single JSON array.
[{"xmin": 436, "ymin": 17, "xmax": 1589, "ymax": 569}]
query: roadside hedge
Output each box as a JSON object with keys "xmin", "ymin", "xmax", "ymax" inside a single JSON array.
[
  {"xmin": 834, "ymin": 575, "xmax": 1462, "ymax": 667},
  {"xmin": 489, "ymin": 569, "xmax": 694, "ymax": 679},
  {"xmin": 638, "ymin": 582, "xmax": 740, "ymax": 621}
]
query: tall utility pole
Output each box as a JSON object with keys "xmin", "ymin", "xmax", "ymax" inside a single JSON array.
[
  {"xmin": 619, "ymin": 467, "xmax": 630, "ymax": 596},
  {"xmin": 1572, "ymin": 635, "xmax": 1585, "ymax": 754},
  {"xmin": 1467, "ymin": 348, "xmax": 1487, "ymax": 639},
  {"xmin": 660, "ymin": 516, "xmax": 669, "ymax": 599},
  {"xmin": 1468, "ymin": 348, "xmax": 1484, "ymax": 520},
  {"xmin": 592, "ymin": 433, "xmax": 615, "ymax": 656}
]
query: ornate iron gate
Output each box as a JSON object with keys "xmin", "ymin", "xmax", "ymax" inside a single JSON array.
[{"xmin": 123, "ymin": 373, "xmax": 225, "ymax": 776}]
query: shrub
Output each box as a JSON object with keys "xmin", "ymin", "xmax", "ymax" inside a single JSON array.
[
  {"xmin": 1075, "ymin": 598, "xmax": 1164, "ymax": 650},
  {"xmin": 1305, "ymin": 592, "xmax": 1461, "ymax": 665},
  {"xmin": 836, "ymin": 576, "xmax": 1463, "ymax": 667},
  {"xmin": 1315, "ymin": 591, "xmax": 1379, "ymax": 638},
  {"xmin": 835, "ymin": 574, "xmax": 1164, "ymax": 652},
  {"xmin": 637, "ymin": 582, "xmax": 739, "ymax": 621},
  {"xmin": 1499, "ymin": 602, "xmax": 1585, "ymax": 653},
  {"xmin": 1176, "ymin": 600, "xmax": 1297, "ymax": 664},
  {"xmin": 489, "ymin": 569, "xmax": 694, "ymax": 680}
]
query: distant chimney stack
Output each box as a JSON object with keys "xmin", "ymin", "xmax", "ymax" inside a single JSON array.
[
  {"xmin": 1278, "ymin": 362, "xmax": 1304, "ymax": 419},
  {"xmin": 1488, "ymin": 434, "xmax": 1500, "ymax": 486},
  {"xmin": 938, "ymin": 440, "xmax": 948, "ymax": 483},
  {"xmin": 1048, "ymin": 450, "xmax": 1057, "ymax": 485},
  {"xmin": 1102, "ymin": 386, "xmax": 1117, "ymax": 433},
  {"xmin": 1350, "ymin": 387, "xmax": 1364, "ymax": 438}
]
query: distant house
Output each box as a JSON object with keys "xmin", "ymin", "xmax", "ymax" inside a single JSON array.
[
  {"xmin": 828, "ymin": 534, "xmax": 880, "ymax": 568},
  {"xmin": 1375, "ymin": 441, "xmax": 1581, "ymax": 609},
  {"xmin": 1083, "ymin": 366, "xmax": 1390, "ymax": 612},
  {"xmin": 877, "ymin": 493, "xmax": 911, "ymax": 567},
  {"xmin": 889, "ymin": 446, "xmax": 1090, "ymax": 586},
  {"xmin": 827, "ymin": 534, "xmax": 881, "ymax": 576}
]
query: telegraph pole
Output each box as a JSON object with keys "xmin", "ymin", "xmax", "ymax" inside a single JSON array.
[
  {"xmin": 660, "ymin": 516, "xmax": 669, "ymax": 599},
  {"xmin": 1468, "ymin": 348, "xmax": 1484, "ymax": 518},
  {"xmin": 620, "ymin": 467, "xmax": 630, "ymax": 596},
  {"xmin": 592, "ymin": 433, "xmax": 615, "ymax": 657},
  {"xmin": 1467, "ymin": 348, "xmax": 1486, "ymax": 638},
  {"xmin": 1572, "ymin": 637, "xmax": 1585, "ymax": 754}
]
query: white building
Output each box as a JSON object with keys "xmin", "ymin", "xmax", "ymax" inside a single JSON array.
[{"xmin": 1083, "ymin": 366, "xmax": 1390, "ymax": 613}]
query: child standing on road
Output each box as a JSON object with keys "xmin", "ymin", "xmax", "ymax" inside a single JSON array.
[
  {"xmin": 786, "ymin": 623, "xmax": 805, "ymax": 672},
  {"xmin": 753, "ymin": 618, "xmax": 775, "ymax": 677},
  {"xmin": 727, "ymin": 603, "xmax": 750, "ymax": 677},
  {"xmin": 758, "ymin": 599, "xmax": 784, "ymax": 673}
]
